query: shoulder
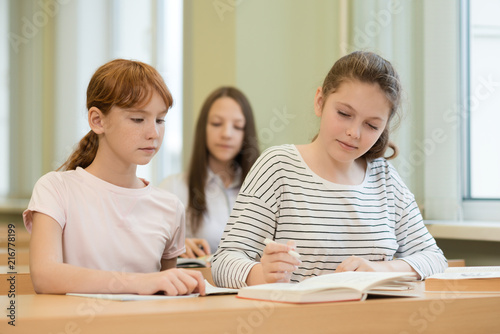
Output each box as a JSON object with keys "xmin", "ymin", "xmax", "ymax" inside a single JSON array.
[
  {"xmin": 369, "ymin": 158, "xmax": 402, "ymax": 182},
  {"xmin": 253, "ymin": 144, "xmax": 301, "ymax": 168},
  {"xmin": 28, "ymin": 170, "xmax": 81, "ymax": 217},
  {"xmin": 248, "ymin": 144, "xmax": 303, "ymax": 179},
  {"xmin": 369, "ymin": 158, "xmax": 392, "ymax": 176},
  {"xmin": 35, "ymin": 170, "xmax": 60, "ymax": 184},
  {"xmin": 241, "ymin": 144, "xmax": 304, "ymax": 192},
  {"xmin": 34, "ymin": 169, "xmax": 80, "ymax": 190},
  {"xmin": 369, "ymin": 158, "xmax": 413, "ymax": 196},
  {"xmin": 260, "ymin": 144, "xmax": 299, "ymax": 158}
]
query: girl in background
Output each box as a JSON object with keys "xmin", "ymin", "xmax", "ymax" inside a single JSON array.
[
  {"xmin": 24, "ymin": 59, "xmax": 205, "ymax": 296},
  {"xmin": 212, "ymin": 51, "xmax": 447, "ymax": 288},
  {"xmin": 161, "ymin": 86, "xmax": 259, "ymax": 259}
]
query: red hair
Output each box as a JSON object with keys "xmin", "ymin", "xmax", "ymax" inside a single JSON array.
[{"xmin": 58, "ymin": 59, "xmax": 173, "ymax": 171}]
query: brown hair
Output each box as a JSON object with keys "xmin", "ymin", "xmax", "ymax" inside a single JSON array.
[
  {"xmin": 318, "ymin": 51, "xmax": 402, "ymax": 160},
  {"xmin": 58, "ymin": 59, "xmax": 173, "ymax": 171},
  {"xmin": 187, "ymin": 86, "xmax": 259, "ymax": 233}
]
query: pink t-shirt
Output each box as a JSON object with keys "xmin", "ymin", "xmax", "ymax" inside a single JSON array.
[{"xmin": 23, "ymin": 167, "xmax": 185, "ymax": 273}]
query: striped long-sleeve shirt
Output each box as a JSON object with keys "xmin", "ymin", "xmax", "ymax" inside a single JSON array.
[{"xmin": 211, "ymin": 144, "xmax": 447, "ymax": 288}]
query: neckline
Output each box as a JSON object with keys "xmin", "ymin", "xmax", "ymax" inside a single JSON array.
[
  {"xmin": 207, "ymin": 165, "xmax": 242, "ymax": 189},
  {"xmin": 290, "ymin": 144, "xmax": 371, "ymax": 190},
  {"xmin": 76, "ymin": 167, "xmax": 151, "ymax": 195}
]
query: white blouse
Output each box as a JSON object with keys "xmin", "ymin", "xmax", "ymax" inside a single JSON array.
[{"xmin": 159, "ymin": 167, "xmax": 241, "ymax": 253}]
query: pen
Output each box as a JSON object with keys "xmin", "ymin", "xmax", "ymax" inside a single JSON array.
[{"xmin": 264, "ymin": 238, "xmax": 301, "ymax": 259}]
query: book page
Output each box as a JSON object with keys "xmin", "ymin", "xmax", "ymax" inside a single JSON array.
[
  {"xmin": 299, "ymin": 272, "xmax": 416, "ymax": 292},
  {"xmin": 370, "ymin": 282, "xmax": 415, "ymax": 291},
  {"xmin": 204, "ymin": 280, "xmax": 238, "ymax": 295}
]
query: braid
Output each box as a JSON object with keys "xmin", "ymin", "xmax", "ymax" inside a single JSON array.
[{"xmin": 57, "ymin": 131, "xmax": 99, "ymax": 171}]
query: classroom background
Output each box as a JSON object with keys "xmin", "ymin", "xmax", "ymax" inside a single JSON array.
[{"xmin": 1, "ymin": 0, "xmax": 499, "ymax": 266}]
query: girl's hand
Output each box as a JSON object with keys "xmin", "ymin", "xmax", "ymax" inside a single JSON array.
[
  {"xmin": 260, "ymin": 240, "xmax": 301, "ymax": 283},
  {"xmin": 336, "ymin": 256, "xmax": 420, "ymax": 278},
  {"xmin": 138, "ymin": 268, "xmax": 206, "ymax": 296},
  {"xmin": 335, "ymin": 256, "xmax": 385, "ymax": 273},
  {"xmin": 180, "ymin": 238, "xmax": 211, "ymax": 258}
]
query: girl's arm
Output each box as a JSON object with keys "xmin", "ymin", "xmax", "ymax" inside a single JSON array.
[
  {"xmin": 211, "ymin": 146, "xmax": 292, "ymax": 288},
  {"xmin": 30, "ymin": 212, "xmax": 205, "ymax": 295},
  {"xmin": 335, "ymin": 165, "xmax": 446, "ymax": 279}
]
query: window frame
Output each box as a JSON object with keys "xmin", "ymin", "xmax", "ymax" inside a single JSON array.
[
  {"xmin": 460, "ymin": 0, "xmax": 500, "ymax": 220},
  {"xmin": 2, "ymin": 0, "xmax": 183, "ymax": 201},
  {"xmin": 0, "ymin": 0, "xmax": 9, "ymax": 197}
]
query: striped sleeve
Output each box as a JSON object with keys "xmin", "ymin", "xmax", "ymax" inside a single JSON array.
[
  {"xmin": 211, "ymin": 148, "xmax": 284, "ymax": 288},
  {"xmin": 390, "ymin": 165, "xmax": 448, "ymax": 279}
]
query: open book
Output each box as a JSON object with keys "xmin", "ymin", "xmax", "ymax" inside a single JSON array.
[
  {"xmin": 66, "ymin": 280, "xmax": 238, "ymax": 301},
  {"xmin": 425, "ymin": 266, "xmax": 500, "ymax": 292},
  {"xmin": 176, "ymin": 255, "xmax": 212, "ymax": 268},
  {"xmin": 237, "ymin": 272, "xmax": 417, "ymax": 304}
]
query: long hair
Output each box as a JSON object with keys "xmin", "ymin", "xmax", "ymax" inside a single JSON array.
[
  {"xmin": 318, "ymin": 51, "xmax": 402, "ymax": 160},
  {"xmin": 58, "ymin": 59, "xmax": 173, "ymax": 171},
  {"xmin": 187, "ymin": 86, "xmax": 259, "ymax": 233}
]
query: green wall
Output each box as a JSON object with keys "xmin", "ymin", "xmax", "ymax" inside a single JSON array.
[{"xmin": 183, "ymin": 0, "xmax": 342, "ymax": 166}]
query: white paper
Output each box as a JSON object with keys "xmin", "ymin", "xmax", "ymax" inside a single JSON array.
[
  {"xmin": 428, "ymin": 272, "xmax": 500, "ymax": 280},
  {"xmin": 429, "ymin": 266, "xmax": 500, "ymax": 279},
  {"xmin": 67, "ymin": 293, "xmax": 199, "ymax": 301},
  {"xmin": 445, "ymin": 266, "xmax": 500, "ymax": 273},
  {"xmin": 66, "ymin": 280, "xmax": 237, "ymax": 301},
  {"xmin": 205, "ymin": 281, "xmax": 238, "ymax": 295}
]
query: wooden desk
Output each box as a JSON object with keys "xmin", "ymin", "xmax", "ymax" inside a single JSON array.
[
  {"xmin": 1, "ymin": 282, "xmax": 499, "ymax": 333},
  {"xmin": 0, "ymin": 223, "xmax": 30, "ymax": 248},
  {"xmin": 0, "ymin": 247, "xmax": 30, "ymax": 265},
  {"xmin": 0, "ymin": 265, "xmax": 34, "ymax": 295},
  {"xmin": 447, "ymin": 259, "xmax": 466, "ymax": 267}
]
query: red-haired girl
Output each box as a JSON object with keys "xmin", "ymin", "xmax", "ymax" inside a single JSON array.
[{"xmin": 24, "ymin": 59, "xmax": 205, "ymax": 296}]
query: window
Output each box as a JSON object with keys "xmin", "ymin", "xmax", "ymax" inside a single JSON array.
[
  {"xmin": 461, "ymin": 0, "xmax": 500, "ymax": 220},
  {"xmin": 156, "ymin": 0, "xmax": 184, "ymax": 183},
  {"xmin": 464, "ymin": 0, "xmax": 500, "ymax": 200},
  {"xmin": 2, "ymin": 0, "xmax": 183, "ymax": 201},
  {"xmin": 0, "ymin": 0, "xmax": 8, "ymax": 197},
  {"xmin": 105, "ymin": 0, "xmax": 184, "ymax": 182}
]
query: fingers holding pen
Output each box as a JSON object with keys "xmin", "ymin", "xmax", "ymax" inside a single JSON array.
[
  {"xmin": 261, "ymin": 239, "xmax": 301, "ymax": 283},
  {"xmin": 264, "ymin": 239, "xmax": 301, "ymax": 261}
]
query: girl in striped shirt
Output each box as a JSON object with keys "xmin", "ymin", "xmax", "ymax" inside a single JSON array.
[{"xmin": 211, "ymin": 51, "xmax": 447, "ymax": 288}]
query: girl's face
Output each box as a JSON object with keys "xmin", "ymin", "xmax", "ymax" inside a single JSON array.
[
  {"xmin": 206, "ymin": 97, "xmax": 246, "ymax": 166},
  {"xmin": 314, "ymin": 80, "xmax": 391, "ymax": 163},
  {"xmin": 97, "ymin": 91, "xmax": 167, "ymax": 167}
]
